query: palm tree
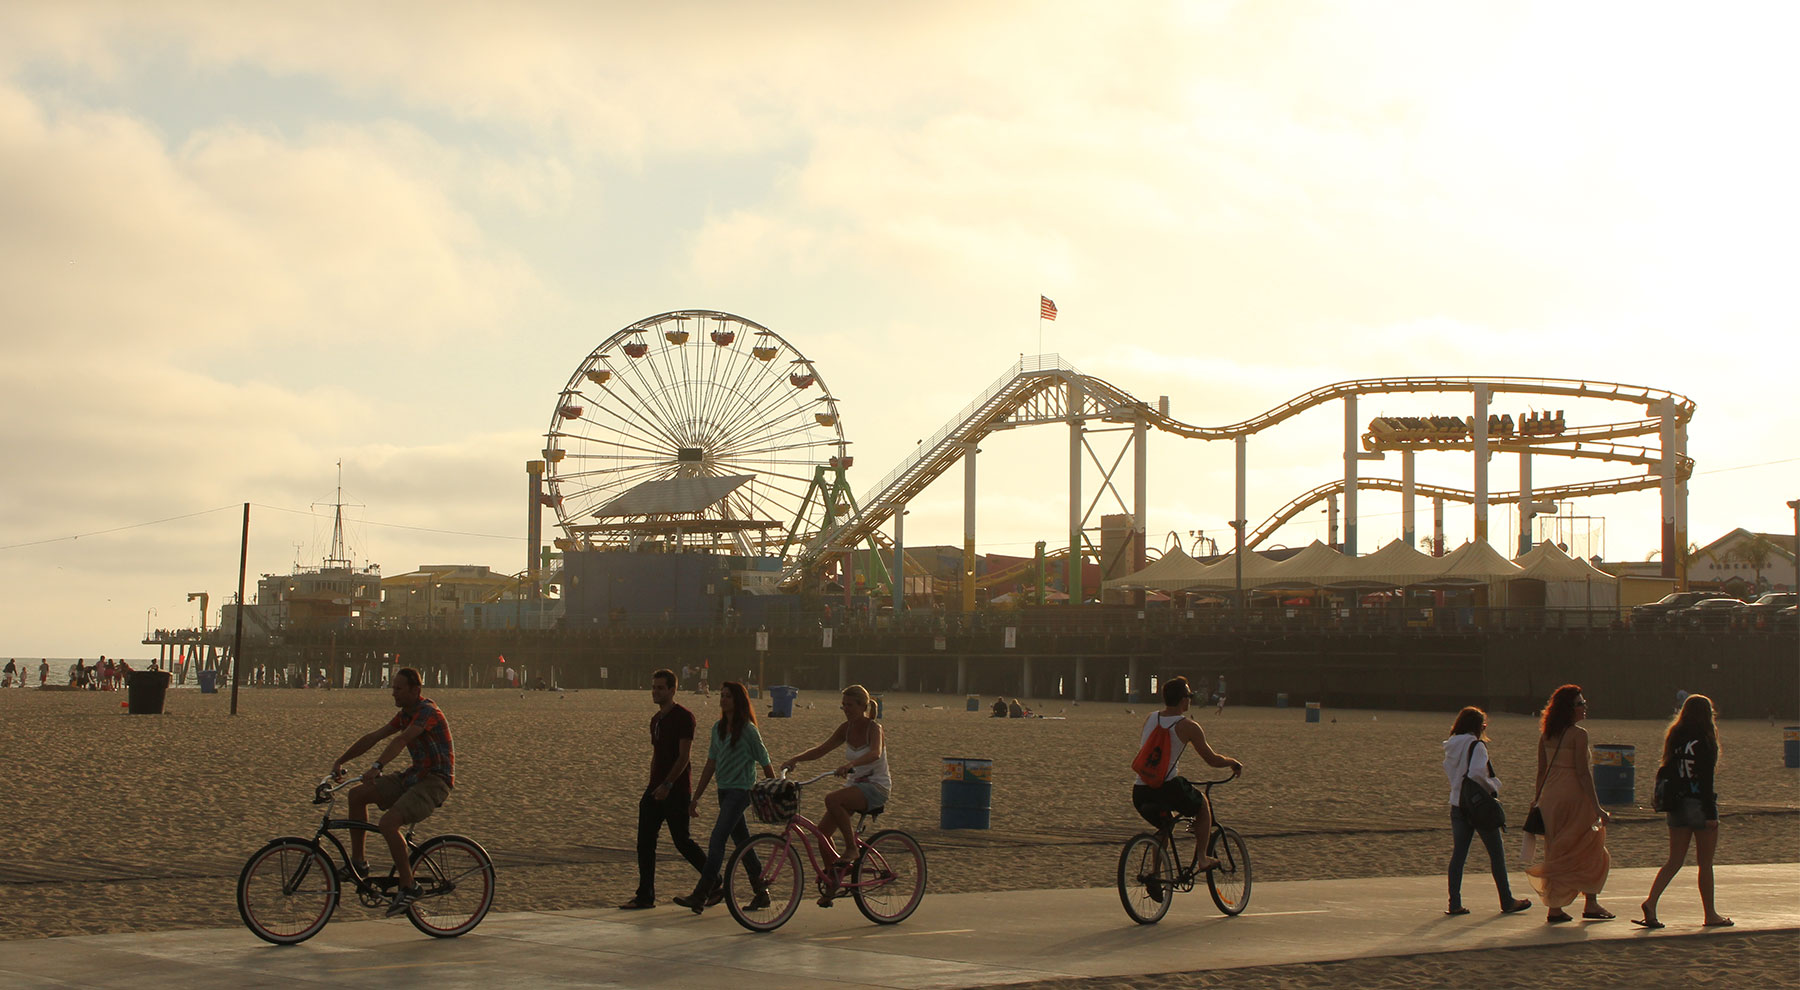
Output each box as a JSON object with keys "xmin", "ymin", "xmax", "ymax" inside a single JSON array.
[{"xmin": 1730, "ymin": 534, "xmax": 1780, "ymax": 593}]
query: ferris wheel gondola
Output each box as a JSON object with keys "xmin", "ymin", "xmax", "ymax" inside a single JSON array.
[{"xmin": 544, "ymin": 311, "xmax": 848, "ymax": 558}]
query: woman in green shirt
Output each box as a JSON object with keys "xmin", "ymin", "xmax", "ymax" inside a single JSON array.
[{"xmin": 675, "ymin": 680, "xmax": 774, "ymax": 912}]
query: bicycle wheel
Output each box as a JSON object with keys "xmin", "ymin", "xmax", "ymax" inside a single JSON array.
[
  {"xmin": 724, "ymin": 833, "xmax": 802, "ymax": 932},
  {"xmin": 1206, "ymin": 826, "xmax": 1251, "ymax": 916},
  {"xmin": 1117, "ymin": 833, "xmax": 1172, "ymax": 925},
  {"xmin": 851, "ymin": 829, "xmax": 927, "ymax": 925},
  {"xmin": 406, "ymin": 835, "xmax": 496, "ymax": 937},
  {"xmin": 237, "ymin": 837, "xmax": 339, "ymax": 944}
]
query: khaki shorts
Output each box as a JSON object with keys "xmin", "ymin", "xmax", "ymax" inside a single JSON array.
[{"xmin": 371, "ymin": 772, "xmax": 451, "ymax": 826}]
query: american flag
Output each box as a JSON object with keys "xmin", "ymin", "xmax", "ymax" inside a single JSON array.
[{"xmin": 1040, "ymin": 295, "xmax": 1057, "ymax": 321}]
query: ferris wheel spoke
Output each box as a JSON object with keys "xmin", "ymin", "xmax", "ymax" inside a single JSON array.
[
  {"xmin": 575, "ymin": 373, "xmax": 687, "ymax": 452},
  {"xmin": 605, "ymin": 357, "xmax": 691, "ymax": 450},
  {"xmin": 712, "ymin": 407, "xmax": 825, "ymax": 458},
  {"xmin": 712, "ymin": 386, "xmax": 808, "ymax": 457},
  {"xmin": 717, "ymin": 423, "xmax": 833, "ymax": 460},
  {"xmin": 614, "ymin": 344, "xmax": 690, "ymax": 447},
  {"xmin": 550, "ymin": 429, "xmax": 671, "ymax": 459},
  {"xmin": 578, "ymin": 389, "xmax": 687, "ymax": 449}
]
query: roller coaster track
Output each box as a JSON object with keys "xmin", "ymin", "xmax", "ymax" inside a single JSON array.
[
  {"xmin": 780, "ymin": 358, "xmax": 1694, "ymax": 583},
  {"xmin": 1243, "ymin": 470, "xmax": 1692, "ymax": 550}
]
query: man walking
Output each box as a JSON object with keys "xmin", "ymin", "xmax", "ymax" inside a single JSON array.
[{"xmin": 619, "ymin": 668, "xmax": 707, "ymax": 909}]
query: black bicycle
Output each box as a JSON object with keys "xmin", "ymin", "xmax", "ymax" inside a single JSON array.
[
  {"xmin": 236, "ymin": 775, "xmax": 495, "ymax": 944},
  {"xmin": 1117, "ymin": 777, "xmax": 1251, "ymax": 924}
]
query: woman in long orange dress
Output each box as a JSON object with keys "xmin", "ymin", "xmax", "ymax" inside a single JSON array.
[{"xmin": 1525, "ymin": 684, "xmax": 1613, "ymax": 922}]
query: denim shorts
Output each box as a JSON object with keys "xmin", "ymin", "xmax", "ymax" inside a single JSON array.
[{"xmin": 852, "ymin": 780, "xmax": 890, "ymax": 809}]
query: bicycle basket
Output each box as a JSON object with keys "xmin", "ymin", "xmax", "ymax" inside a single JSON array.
[{"xmin": 750, "ymin": 778, "xmax": 799, "ymax": 824}]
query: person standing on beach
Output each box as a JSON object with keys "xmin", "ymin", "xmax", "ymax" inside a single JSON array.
[
  {"xmin": 1525, "ymin": 684, "xmax": 1613, "ymax": 923},
  {"xmin": 1442, "ymin": 706, "xmax": 1532, "ymax": 916},
  {"xmin": 674, "ymin": 680, "xmax": 773, "ymax": 913},
  {"xmin": 1131, "ymin": 676, "xmax": 1242, "ymax": 872},
  {"xmin": 1636, "ymin": 694, "xmax": 1732, "ymax": 929},
  {"xmin": 331, "ymin": 667, "xmax": 455, "ymax": 917},
  {"xmin": 1214, "ymin": 675, "xmax": 1226, "ymax": 714},
  {"xmin": 618, "ymin": 668, "xmax": 707, "ymax": 909},
  {"xmin": 38, "ymin": 659, "xmax": 48, "ymax": 687}
]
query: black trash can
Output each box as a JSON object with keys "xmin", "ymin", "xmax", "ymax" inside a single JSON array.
[{"xmin": 127, "ymin": 670, "xmax": 172, "ymax": 715}]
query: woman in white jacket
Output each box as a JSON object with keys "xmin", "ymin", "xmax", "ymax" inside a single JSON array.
[{"xmin": 1443, "ymin": 706, "xmax": 1533, "ymax": 916}]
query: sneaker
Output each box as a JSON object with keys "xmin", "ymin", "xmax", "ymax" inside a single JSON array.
[
  {"xmin": 671, "ymin": 893, "xmax": 705, "ymax": 914},
  {"xmin": 1144, "ymin": 873, "xmax": 1164, "ymax": 902},
  {"xmin": 385, "ymin": 883, "xmax": 424, "ymax": 917},
  {"xmin": 747, "ymin": 890, "xmax": 771, "ymax": 910},
  {"xmin": 335, "ymin": 860, "xmax": 371, "ymax": 884},
  {"xmin": 705, "ymin": 886, "xmax": 726, "ymax": 908}
]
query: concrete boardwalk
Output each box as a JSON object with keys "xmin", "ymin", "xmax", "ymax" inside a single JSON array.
[{"xmin": 1, "ymin": 864, "xmax": 1793, "ymax": 989}]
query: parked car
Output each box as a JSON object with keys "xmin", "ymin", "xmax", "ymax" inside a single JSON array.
[
  {"xmin": 1630, "ymin": 591, "xmax": 1714, "ymax": 627},
  {"xmin": 1743, "ymin": 592, "xmax": 1798, "ymax": 629},
  {"xmin": 1673, "ymin": 597, "xmax": 1748, "ymax": 630},
  {"xmin": 1774, "ymin": 605, "xmax": 1798, "ymax": 631}
]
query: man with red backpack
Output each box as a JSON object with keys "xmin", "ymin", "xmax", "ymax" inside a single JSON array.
[{"xmin": 1131, "ymin": 676, "xmax": 1243, "ymax": 871}]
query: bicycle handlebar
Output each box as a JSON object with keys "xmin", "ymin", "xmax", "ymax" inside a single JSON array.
[
  {"xmin": 312, "ymin": 774, "xmax": 358, "ymax": 805},
  {"xmin": 778, "ymin": 768, "xmax": 843, "ymax": 787}
]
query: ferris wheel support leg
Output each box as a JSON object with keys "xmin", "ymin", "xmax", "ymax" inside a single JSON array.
[
  {"xmin": 964, "ymin": 442, "xmax": 978, "ymax": 613},
  {"xmin": 1068, "ymin": 378, "xmax": 1084, "ymax": 605}
]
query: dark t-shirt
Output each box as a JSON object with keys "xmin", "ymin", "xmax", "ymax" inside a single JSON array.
[{"xmin": 649, "ymin": 704, "xmax": 696, "ymax": 794}]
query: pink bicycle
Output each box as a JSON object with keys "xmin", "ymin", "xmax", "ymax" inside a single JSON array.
[{"xmin": 722, "ymin": 770, "xmax": 927, "ymax": 932}]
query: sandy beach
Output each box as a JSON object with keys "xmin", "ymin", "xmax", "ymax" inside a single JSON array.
[{"xmin": 1, "ymin": 684, "xmax": 1793, "ymax": 983}]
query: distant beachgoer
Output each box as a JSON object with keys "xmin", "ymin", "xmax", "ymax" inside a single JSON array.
[
  {"xmin": 1442, "ymin": 706, "xmax": 1532, "ymax": 916},
  {"xmin": 618, "ymin": 668, "xmax": 706, "ymax": 910},
  {"xmin": 1636, "ymin": 694, "xmax": 1732, "ymax": 929},
  {"xmin": 674, "ymin": 681, "xmax": 773, "ymax": 914},
  {"xmin": 990, "ymin": 697, "xmax": 1007, "ymax": 718},
  {"xmin": 1132, "ymin": 676, "xmax": 1242, "ymax": 874},
  {"xmin": 780, "ymin": 684, "xmax": 891, "ymax": 907},
  {"xmin": 1008, "ymin": 698, "xmax": 1025, "ymax": 718},
  {"xmin": 1674, "ymin": 688, "xmax": 1689, "ymax": 713},
  {"xmin": 3, "ymin": 659, "xmax": 14, "ymax": 688},
  {"xmin": 332, "ymin": 667, "xmax": 455, "ymax": 918},
  {"xmin": 1215, "ymin": 675, "xmax": 1226, "ymax": 714},
  {"xmin": 38, "ymin": 659, "xmax": 48, "ymax": 687},
  {"xmin": 1526, "ymin": 684, "xmax": 1613, "ymax": 923}
]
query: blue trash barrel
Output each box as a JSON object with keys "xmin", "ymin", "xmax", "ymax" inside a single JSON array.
[
  {"xmin": 197, "ymin": 669, "xmax": 218, "ymax": 694},
  {"xmin": 770, "ymin": 685, "xmax": 797, "ymax": 718},
  {"xmin": 965, "ymin": 694, "xmax": 979, "ymax": 712},
  {"xmin": 1305, "ymin": 702, "xmax": 1321, "ymax": 723},
  {"xmin": 873, "ymin": 694, "xmax": 884, "ymax": 719},
  {"xmin": 1592, "ymin": 744, "xmax": 1635, "ymax": 804},
  {"xmin": 1784, "ymin": 726, "xmax": 1799, "ymax": 769},
  {"xmin": 940, "ymin": 757, "xmax": 992, "ymax": 829},
  {"xmin": 1275, "ymin": 692, "xmax": 1288, "ymax": 708}
]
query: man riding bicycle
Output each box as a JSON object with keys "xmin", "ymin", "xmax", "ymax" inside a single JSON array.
[
  {"xmin": 1132, "ymin": 676, "xmax": 1241, "ymax": 872},
  {"xmin": 331, "ymin": 667, "xmax": 455, "ymax": 916}
]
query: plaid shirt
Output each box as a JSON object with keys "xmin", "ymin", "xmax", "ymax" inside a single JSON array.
[{"xmin": 385, "ymin": 698, "xmax": 455, "ymax": 788}]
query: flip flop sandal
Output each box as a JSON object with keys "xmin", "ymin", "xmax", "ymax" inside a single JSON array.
[
  {"xmin": 1703, "ymin": 918, "xmax": 1735, "ymax": 927},
  {"xmin": 1631, "ymin": 918, "xmax": 1665, "ymax": 929},
  {"xmin": 1582, "ymin": 909, "xmax": 1616, "ymax": 920},
  {"xmin": 1547, "ymin": 913, "xmax": 1573, "ymax": 923}
]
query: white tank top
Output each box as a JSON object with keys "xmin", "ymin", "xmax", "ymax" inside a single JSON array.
[
  {"xmin": 1135, "ymin": 712, "xmax": 1185, "ymax": 786},
  {"xmin": 845, "ymin": 723, "xmax": 891, "ymax": 791}
]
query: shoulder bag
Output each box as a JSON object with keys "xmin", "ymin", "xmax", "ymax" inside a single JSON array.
[
  {"xmin": 1458, "ymin": 737, "xmax": 1506, "ymax": 831},
  {"xmin": 1523, "ymin": 733, "xmax": 1564, "ymax": 835}
]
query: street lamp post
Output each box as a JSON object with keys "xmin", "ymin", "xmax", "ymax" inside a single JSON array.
[{"xmin": 145, "ymin": 607, "xmax": 157, "ymax": 641}]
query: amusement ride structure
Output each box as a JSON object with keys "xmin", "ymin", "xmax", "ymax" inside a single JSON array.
[{"xmin": 532, "ymin": 312, "xmax": 1694, "ymax": 609}]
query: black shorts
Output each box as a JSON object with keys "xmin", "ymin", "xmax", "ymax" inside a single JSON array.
[{"xmin": 1132, "ymin": 778, "xmax": 1208, "ymax": 828}]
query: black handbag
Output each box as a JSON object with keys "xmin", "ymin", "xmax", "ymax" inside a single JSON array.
[
  {"xmin": 1652, "ymin": 764, "xmax": 1676, "ymax": 813},
  {"xmin": 1524, "ymin": 733, "xmax": 1564, "ymax": 835},
  {"xmin": 1458, "ymin": 738, "xmax": 1506, "ymax": 831}
]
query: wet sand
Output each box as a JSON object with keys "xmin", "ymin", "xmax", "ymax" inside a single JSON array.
[{"xmin": 1, "ymin": 685, "xmax": 1793, "ymax": 983}]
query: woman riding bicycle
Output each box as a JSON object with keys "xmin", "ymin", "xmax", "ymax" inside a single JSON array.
[
  {"xmin": 1132, "ymin": 676, "xmax": 1242, "ymax": 871},
  {"xmin": 779, "ymin": 684, "xmax": 890, "ymax": 899}
]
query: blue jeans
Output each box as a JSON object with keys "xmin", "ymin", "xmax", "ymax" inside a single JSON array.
[
  {"xmin": 1448, "ymin": 806, "xmax": 1515, "ymax": 909},
  {"xmin": 696, "ymin": 788, "xmax": 760, "ymax": 895}
]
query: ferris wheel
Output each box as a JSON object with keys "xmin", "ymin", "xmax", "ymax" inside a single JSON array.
[{"xmin": 544, "ymin": 310, "xmax": 848, "ymax": 558}]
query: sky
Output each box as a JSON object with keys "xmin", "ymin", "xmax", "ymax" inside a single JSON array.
[{"xmin": 3, "ymin": 1, "xmax": 1797, "ymax": 659}]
